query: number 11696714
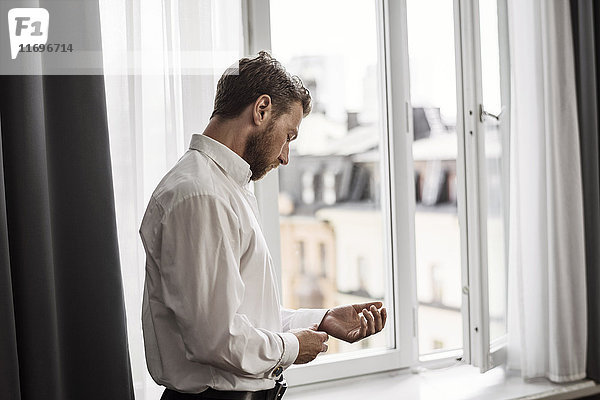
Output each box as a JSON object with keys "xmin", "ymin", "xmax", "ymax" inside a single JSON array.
[{"xmin": 19, "ymin": 43, "xmax": 73, "ymax": 53}]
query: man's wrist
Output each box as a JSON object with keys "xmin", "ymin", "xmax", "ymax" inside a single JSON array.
[{"xmin": 317, "ymin": 309, "xmax": 331, "ymax": 331}]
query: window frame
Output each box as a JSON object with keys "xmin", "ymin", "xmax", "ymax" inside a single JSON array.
[
  {"xmin": 243, "ymin": 0, "xmax": 418, "ymax": 386},
  {"xmin": 455, "ymin": 0, "xmax": 510, "ymax": 371},
  {"xmin": 243, "ymin": 0, "xmax": 510, "ymax": 386}
]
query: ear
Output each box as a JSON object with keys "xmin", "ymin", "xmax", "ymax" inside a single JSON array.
[{"xmin": 253, "ymin": 94, "xmax": 272, "ymax": 126}]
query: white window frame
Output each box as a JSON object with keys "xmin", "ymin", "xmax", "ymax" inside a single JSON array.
[
  {"xmin": 455, "ymin": 0, "xmax": 510, "ymax": 372},
  {"xmin": 243, "ymin": 0, "xmax": 510, "ymax": 386},
  {"xmin": 243, "ymin": 0, "xmax": 418, "ymax": 386}
]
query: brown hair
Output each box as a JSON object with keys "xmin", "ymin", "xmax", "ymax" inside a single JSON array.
[{"xmin": 210, "ymin": 51, "xmax": 312, "ymax": 120}]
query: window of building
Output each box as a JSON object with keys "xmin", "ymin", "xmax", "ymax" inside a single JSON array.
[
  {"xmin": 319, "ymin": 242, "xmax": 327, "ymax": 278},
  {"xmin": 297, "ymin": 241, "xmax": 306, "ymax": 274}
]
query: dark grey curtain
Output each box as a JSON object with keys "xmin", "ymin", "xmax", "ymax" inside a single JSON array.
[
  {"xmin": 0, "ymin": 2, "xmax": 135, "ymax": 400},
  {"xmin": 571, "ymin": 0, "xmax": 600, "ymax": 383}
]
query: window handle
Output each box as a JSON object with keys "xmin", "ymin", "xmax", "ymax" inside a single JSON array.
[{"xmin": 479, "ymin": 104, "xmax": 503, "ymax": 123}]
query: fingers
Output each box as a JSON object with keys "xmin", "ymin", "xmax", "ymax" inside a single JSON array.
[
  {"xmin": 362, "ymin": 308, "xmax": 375, "ymax": 335},
  {"xmin": 315, "ymin": 330, "xmax": 328, "ymax": 353},
  {"xmin": 362, "ymin": 305, "xmax": 388, "ymax": 336},
  {"xmin": 354, "ymin": 301, "xmax": 383, "ymax": 313},
  {"xmin": 361, "ymin": 301, "xmax": 383, "ymax": 309},
  {"xmin": 359, "ymin": 313, "xmax": 368, "ymax": 340},
  {"xmin": 318, "ymin": 331, "xmax": 329, "ymax": 342},
  {"xmin": 292, "ymin": 328, "xmax": 329, "ymax": 364},
  {"xmin": 370, "ymin": 304, "xmax": 383, "ymax": 332},
  {"xmin": 318, "ymin": 330, "xmax": 328, "ymax": 353}
]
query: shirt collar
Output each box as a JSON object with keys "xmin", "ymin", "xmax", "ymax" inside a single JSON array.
[{"xmin": 189, "ymin": 134, "xmax": 252, "ymax": 186}]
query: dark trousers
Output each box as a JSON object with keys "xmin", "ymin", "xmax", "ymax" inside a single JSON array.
[
  {"xmin": 161, "ymin": 388, "xmax": 272, "ymax": 400},
  {"xmin": 161, "ymin": 389, "xmax": 205, "ymax": 400}
]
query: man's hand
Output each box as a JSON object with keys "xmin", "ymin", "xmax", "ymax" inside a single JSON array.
[
  {"xmin": 318, "ymin": 302, "xmax": 387, "ymax": 343},
  {"xmin": 291, "ymin": 326, "xmax": 329, "ymax": 364}
]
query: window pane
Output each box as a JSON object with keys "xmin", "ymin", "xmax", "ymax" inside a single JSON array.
[
  {"xmin": 479, "ymin": 0, "xmax": 508, "ymax": 343},
  {"xmin": 270, "ymin": 0, "xmax": 392, "ymax": 356},
  {"xmin": 406, "ymin": 0, "xmax": 464, "ymax": 355}
]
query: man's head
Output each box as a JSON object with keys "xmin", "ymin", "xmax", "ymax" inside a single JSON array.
[{"xmin": 211, "ymin": 51, "xmax": 312, "ymax": 181}]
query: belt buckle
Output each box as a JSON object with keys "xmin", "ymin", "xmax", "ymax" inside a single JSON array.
[{"xmin": 272, "ymin": 376, "xmax": 287, "ymax": 400}]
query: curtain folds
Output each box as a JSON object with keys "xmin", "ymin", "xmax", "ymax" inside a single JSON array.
[
  {"xmin": 98, "ymin": 0, "xmax": 243, "ymax": 398},
  {"xmin": 506, "ymin": 0, "xmax": 588, "ymax": 382},
  {"xmin": 0, "ymin": 1, "xmax": 135, "ymax": 399},
  {"xmin": 0, "ymin": 96, "xmax": 23, "ymax": 399},
  {"xmin": 0, "ymin": 75, "xmax": 135, "ymax": 400},
  {"xmin": 570, "ymin": 0, "xmax": 600, "ymax": 383}
]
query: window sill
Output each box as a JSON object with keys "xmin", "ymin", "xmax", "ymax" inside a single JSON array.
[{"xmin": 285, "ymin": 364, "xmax": 599, "ymax": 400}]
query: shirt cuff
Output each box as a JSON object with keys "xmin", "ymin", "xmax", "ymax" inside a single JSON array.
[
  {"xmin": 269, "ymin": 332, "xmax": 299, "ymax": 379},
  {"xmin": 287, "ymin": 308, "xmax": 329, "ymax": 330},
  {"xmin": 279, "ymin": 331, "xmax": 299, "ymax": 368}
]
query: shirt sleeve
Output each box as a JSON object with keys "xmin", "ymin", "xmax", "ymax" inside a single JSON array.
[
  {"xmin": 158, "ymin": 194, "xmax": 291, "ymax": 379},
  {"xmin": 280, "ymin": 307, "xmax": 329, "ymax": 332}
]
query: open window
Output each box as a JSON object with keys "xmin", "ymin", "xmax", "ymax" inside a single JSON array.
[
  {"xmin": 455, "ymin": 0, "xmax": 510, "ymax": 371},
  {"xmin": 244, "ymin": 0, "xmax": 510, "ymax": 384}
]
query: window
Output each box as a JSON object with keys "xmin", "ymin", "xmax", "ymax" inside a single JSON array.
[
  {"xmin": 319, "ymin": 242, "xmax": 328, "ymax": 278},
  {"xmin": 270, "ymin": 0, "xmax": 392, "ymax": 360},
  {"xmin": 406, "ymin": 0, "xmax": 464, "ymax": 356},
  {"xmin": 246, "ymin": 0, "xmax": 509, "ymax": 385},
  {"xmin": 297, "ymin": 241, "xmax": 306, "ymax": 274},
  {"xmin": 479, "ymin": 0, "xmax": 509, "ymax": 347}
]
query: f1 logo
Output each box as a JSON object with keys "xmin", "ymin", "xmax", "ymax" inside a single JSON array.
[{"xmin": 7, "ymin": 8, "xmax": 49, "ymax": 60}]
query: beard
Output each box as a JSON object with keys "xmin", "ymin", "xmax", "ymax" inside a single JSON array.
[{"xmin": 243, "ymin": 119, "xmax": 280, "ymax": 181}]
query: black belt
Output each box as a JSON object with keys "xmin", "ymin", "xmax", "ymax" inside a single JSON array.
[{"xmin": 162, "ymin": 378, "xmax": 287, "ymax": 400}]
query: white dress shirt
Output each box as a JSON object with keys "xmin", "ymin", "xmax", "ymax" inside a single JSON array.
[{"xmin": 139, "ymin": 133, "xmax": 327, "ymax": 393}]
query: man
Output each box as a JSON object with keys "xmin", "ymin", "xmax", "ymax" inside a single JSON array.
[{"xmin": 139, "ymin": 51, "xmax": 387, "ymax": 400}]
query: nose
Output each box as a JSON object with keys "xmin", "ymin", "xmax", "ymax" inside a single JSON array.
[{"xmin": 278, "ymin": 144, "xmax": 289, "ymax": 166}]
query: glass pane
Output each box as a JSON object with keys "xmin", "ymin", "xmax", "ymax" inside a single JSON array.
[
  {"xmin": 406, "ymin": 0, "xmax": 464, "ymax": 355},
  {"xmin": 479, "ymin": 0, "xmax": 507, "ymax": 343},
  {"xmin": 270, "ymin": 0, "xmax": 392, "ymax": 356}
]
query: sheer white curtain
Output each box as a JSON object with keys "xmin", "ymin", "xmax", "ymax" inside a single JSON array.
[
  {"xmin": 98, "ymin": 1, "xmax": 244, "ymax": 398},
  {"xmin": 506, "ymin": 0, "xmax": 587, "ymax": 382}
]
